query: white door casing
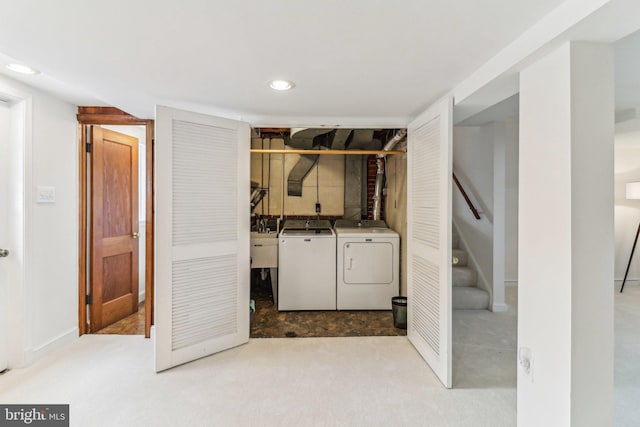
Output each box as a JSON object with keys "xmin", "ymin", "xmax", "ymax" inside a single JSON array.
[
  {"xmin": 154, "ymin": 106, "xmax": 250, "ymax": 372},
  {"xmin": 406, "ymin": 95, "xmax": 453, "ymax": 388},
  {"xmin": 0, "ymin": 101, "xmax": 9, "ymax": 371}
]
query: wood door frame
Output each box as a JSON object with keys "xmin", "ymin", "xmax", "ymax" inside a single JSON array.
[{"xmin": 77, "ymin": 107, "xmax": 154, "ymax": 338}]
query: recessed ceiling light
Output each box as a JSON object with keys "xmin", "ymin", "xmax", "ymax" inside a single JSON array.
[
  {"xmin": 269, "ymin": 80, "xmax": 295, "ymax": 91},
  {"xmin": 6, "ymin": 63, "xmax": 40, "ymax": 75}
]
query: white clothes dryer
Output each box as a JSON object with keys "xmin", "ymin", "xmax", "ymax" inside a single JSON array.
[{"xmin": 334, "ymin": 221, "xmax": 399, "ymax": 310}]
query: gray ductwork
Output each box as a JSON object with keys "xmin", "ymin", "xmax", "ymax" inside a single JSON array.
[
  {"xmin": 331, "ymin": 129, "xmax": 352, "ymax": 150},
  {"xmin": 372, "ymin": 129, "xmax": 407, "ymax": 220},
  {"xmin": 286, "ymin": 128, "xmax": 334, "ymax": 196},
  {"xmin": 287, "ymin": 154, "xmax": 319, "ymax": 196},
  {"xmin": 348, "ymin": 129, "xmax": 380, "ymax": 150},
  {"xmin": 288, "ymin": 128, "xmax": 333, "ymax": 149}
]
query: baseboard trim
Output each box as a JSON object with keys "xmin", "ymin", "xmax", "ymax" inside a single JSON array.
[
  {"xmin": 492, "ymin": 303, "xmax": 508, "ymax": 312},
  {"xmin": 139, "ymin": 290, "xmax": 145, "ymax": 303},
  {"xmin": 505, "ymin": 280, "xmax": 518, "ymax": 288},
  {"xmin": 26, "ymin": 327, "xmax": 78, "ymax": 365}
]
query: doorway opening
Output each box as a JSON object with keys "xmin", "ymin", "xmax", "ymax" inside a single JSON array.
[
  {"xmin": 77, "ymin": 107, "xmax": 154, "ymax": 337},
  {"xmin": 451, "ymin": 98, "xmax": 520, "ymax": 389},
  {"xmin": 248, "ymin": 127, "xmax": 408, "ymax": 338}
]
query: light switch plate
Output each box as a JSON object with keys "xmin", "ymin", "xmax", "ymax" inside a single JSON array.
[{"xmin": 37, "ymin": 186, "xmax": 56, "ymax": 203}]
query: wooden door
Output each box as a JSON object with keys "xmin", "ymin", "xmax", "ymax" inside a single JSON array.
[
  {"xmin": 90, "ymin": 126, "xmax": 139, "ymax": 332},
  {"xmin": 154, "ymin": 106, "xmax": 250, "ymax": 372},
  {"xmin": 407, "ymin": 95, "xmax": 453, "ymax": 388}
]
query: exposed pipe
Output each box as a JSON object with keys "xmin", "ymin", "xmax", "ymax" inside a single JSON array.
[
  {"xmin": 380, "ymin": 129, "xmax": 407, "ymax": 152},
  {"xmin": 372, "ymin": 157, "xmax": 385, "ymax": 221},
  {"xmin": 372, "ymin": 129, "xmax": 407, "ymax": 220}
]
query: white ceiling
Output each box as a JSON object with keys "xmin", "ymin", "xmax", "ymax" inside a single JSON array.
[{"xmin": 0, "ymin": 0, "xmax": 566, "ymax": 125}]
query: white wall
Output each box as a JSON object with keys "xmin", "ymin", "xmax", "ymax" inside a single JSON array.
[
  {"xmin": 452, "ymin": 118, "xmax": 519, "ymax": 302},
  {"xmin": 518, "ymin": 42, "xmax": 614, "ymax": 427},
  {"xmin": 505, "ymin": 117, "xmax": 519, "ymax": 283},
  {"xmin": 614, "ymin": 118, "xmax": 640, "ymax": 285},
  {"xmin": 452, "ymin": 125, "xmax": 494, "ymax": 294},
  {"xmin": 0, "ymin": 74, "xmax": 78, "ymax": 366}
]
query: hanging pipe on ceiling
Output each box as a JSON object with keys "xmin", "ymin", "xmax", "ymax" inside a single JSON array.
[{"xmin": 372, "ymin": 129, "xmax": 407, "ymax": 221}]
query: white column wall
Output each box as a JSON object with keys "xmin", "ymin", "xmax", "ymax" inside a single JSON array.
[{"xmin": 518, "ymin": 42, "xmax": 614, "ymax": 427}]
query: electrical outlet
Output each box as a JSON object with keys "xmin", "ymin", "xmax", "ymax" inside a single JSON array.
[
  {"xmin": 36, "ymin": 186, "xmax": 56, "ymax": 203},
  {"xmin": 519, "ymin": 347, "xmax": 534, "ymax": 382}
]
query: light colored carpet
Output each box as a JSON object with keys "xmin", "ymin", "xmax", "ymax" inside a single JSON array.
[
  {"xmin": 453, "ymin": 287, "xmax": 518, "ymax": 390},
  {"xmin": 1, "ymin": 286, "xmax": 638, "ymax": 427},
  {"xmin": 0, "ymin": 335, "xmax": 516, "ymax": 427},
  {"xmin": 615, "ymin": 285, "xmax": 640, "ymax": 426}
]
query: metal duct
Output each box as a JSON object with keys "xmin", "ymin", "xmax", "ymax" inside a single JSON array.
[
  {"xmin": 381, "ymin": 129, "xmax": 407, "ymax": 152},
  {"xmin": 372, "ymin": 157, "xmax": 385, "ymax": 221},
  {"xmin": 286, "ymin": 128, "xmax": 333, "ymax": 196},
  {"xmin": 287, "ymin": 154, "xmax": 319, "ymax": 196},
  {"xmin": 348, "ymin": 129, "xmax": 379, "ymax": 150},
  {"xmin": 289, "ymin": 128, "xmax": 333, "ymax": 149},
  {"xmin": 331, "ymin": 129, "xmax": 352, "ymax": 150},
  {"xmin": 372, "ymin": 129, "xmax": 407, "ymax": 220}
]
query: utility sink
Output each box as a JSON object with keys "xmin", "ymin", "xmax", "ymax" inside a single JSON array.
[
  {"xmin": 250, "ymin": 232, "xmax": 278, "ymax": 268},
  {"xmin": 250, "ymin": 231, "xmax": 278, "ymax": 239},
  {"xmin": 250, "ymin": 231, "xmax": 278, "ymax": 304}
]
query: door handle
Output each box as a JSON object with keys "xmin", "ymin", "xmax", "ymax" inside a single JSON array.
[
  {"xmin": 132, "ymin": 232, "xmax": 140, "ymax": 239},
  {"xmin": 0, "ymin": 248, "xmax": 8, "ymax": 258},
  {"xmin": 346, "ymin": 257, "xmax": 353, "ymax": 270}
]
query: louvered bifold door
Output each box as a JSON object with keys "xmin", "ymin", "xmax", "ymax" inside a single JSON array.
[
  {"xmin": 407, "ymin": 95, "xmax": 453, "ymax": 388},
  {"xmin": 154, "ymin": 106, "xmax": 250, "ymax": 372}
]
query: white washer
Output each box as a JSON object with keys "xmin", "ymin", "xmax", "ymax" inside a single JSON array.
[
  {"xmin": 278, "ymin": 220, "xmax": 336, "ymax": 310},
  {"xmin": 335, "ymin": 221, "xmax": 399, "ymax": 310}
]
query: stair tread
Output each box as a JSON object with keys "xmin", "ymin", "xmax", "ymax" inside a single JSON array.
[
  {"xmin": 453, "ymin": 286, "xmax": 489, "ymax": 310},
  {"xmin": 452, "ymin": 232, "xmax": 460, "ymax": 249},
  {"xmin": 452, "ymin": 248, "xmax": 468, "ymax": 267},
  {"xmin": 452, "ymin": 266, "xmax": 477, "ymax": 287}
]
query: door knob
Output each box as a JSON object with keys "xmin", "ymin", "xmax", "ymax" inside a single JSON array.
[
  {"xmin": 0, "ymin": 248, "xmax": 8, "ymax": 257},
  {"xmin": 132, "ymin": 232, "xmax": 140, "ymax": 239}
]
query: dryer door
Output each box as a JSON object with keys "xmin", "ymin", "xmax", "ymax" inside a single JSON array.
[{"xmin": 344, "ymin": 242, "xmax": 393, "ymax": 284}]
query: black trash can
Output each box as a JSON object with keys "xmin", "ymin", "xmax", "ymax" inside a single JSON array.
[{"xmin": 391, "ymin": 296, "xmax": 407, "ymax": 329}]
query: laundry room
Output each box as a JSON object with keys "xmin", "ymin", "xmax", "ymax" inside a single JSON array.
[{"xmin": 249, "ymin": 128, "xmax": 408, "ymax": 338}]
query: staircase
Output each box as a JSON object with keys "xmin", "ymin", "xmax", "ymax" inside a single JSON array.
[{"xmin": 452, "ymin": 232, "xmax": 490, "ymax": 310}]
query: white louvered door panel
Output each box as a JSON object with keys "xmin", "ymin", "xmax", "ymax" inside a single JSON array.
[
  {"xmin": 407, "ymin": 95, "xmax": 453, "ymax": 388},
  {"xmin": 155, "ymin": 106, "xmax": 250, "ymax": 372}
]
